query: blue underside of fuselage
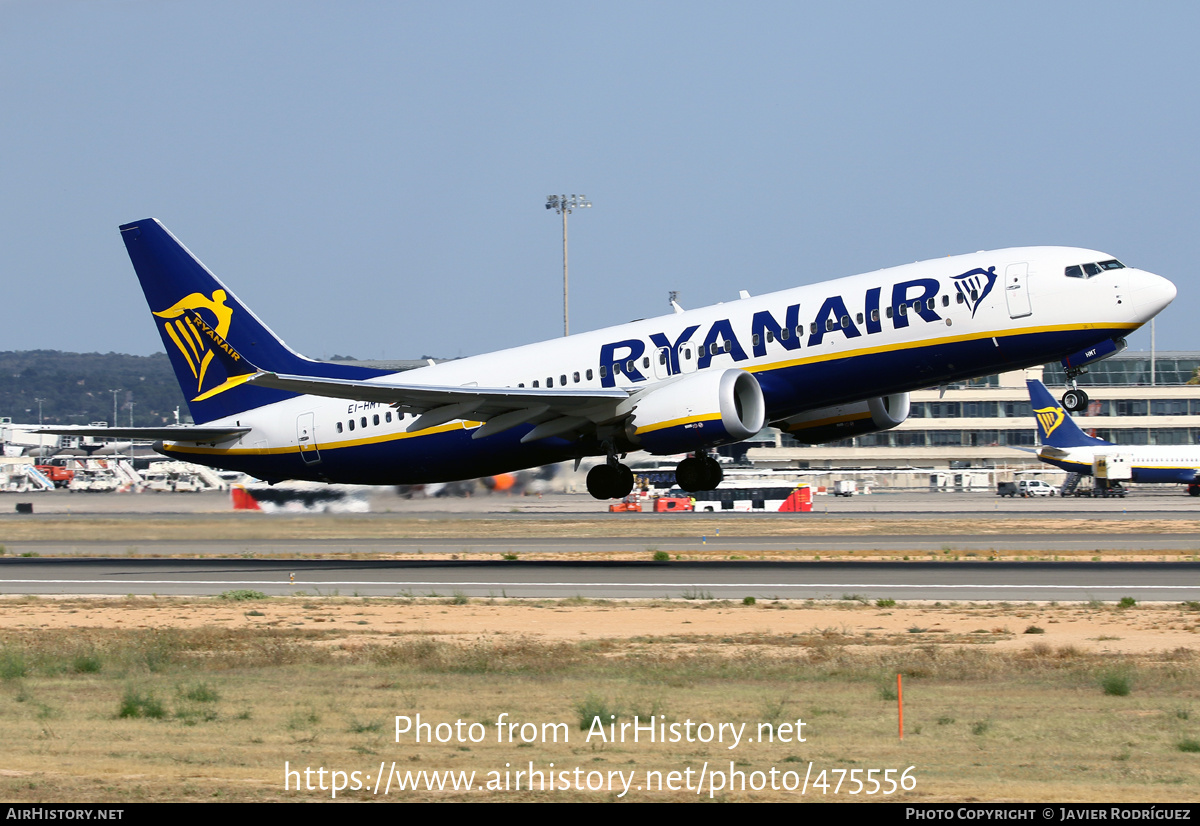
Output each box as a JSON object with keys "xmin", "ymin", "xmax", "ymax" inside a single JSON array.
[
  {"xmin": 167, "ymin": 325, "xmax": 1140, "ymax": 485},
  {"xmin": 1040, "ymin": 457, "xmax": 1198, "ymax": 485}
]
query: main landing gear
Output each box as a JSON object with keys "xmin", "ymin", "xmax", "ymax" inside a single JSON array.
[
  {"xmin": 674, "ymin": 453, "xmax": 723, "ymax": 493},
  {"xmin": 586, "ymin": 451, "xmax": 725, "ymax": 500},
  {"xmin": 587, "ymin": 458, "xmax": 635, "ymax": 500}
]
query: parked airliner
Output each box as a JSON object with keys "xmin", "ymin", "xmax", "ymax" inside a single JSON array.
[
  {"xmin": 1028, "ymin": 379, "xmax": 1200, "ymax": 495},
  {"xmin": 40, "ymin": 220, "xmax": 1176, "ymax": 499}
]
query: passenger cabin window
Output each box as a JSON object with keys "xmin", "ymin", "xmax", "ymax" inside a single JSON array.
[
  {"xmin": 547, "ymin": 377, "xmax": 553, "ymax": 387},
  {"xmin": 386, "ymin": 411, "xmax": 393, "ymax": 423},
  {"xmin": 533, "ymin": 380, "xmax": 540, "ymax": 387},
  {"xmin": 373, "ymin": 414, "xmax": 380, "ymax": 426},
  {"xmin": 587, "ymin": 369, "xmax": 593, "ymax": 380},
  {"xmin": 560, "ymin": 374, "xmax": 567, "ymax": 386},
  {"xmin": 752, "ymin": 334, "xmax": 760, "ymax": 347},
  {"xmin": 573, "ymin": 371, "xmax": 580, "ymax": 383},
  {"xmin": 336, "ymin": 422, "xmax": 343, "ymax": 433},
  {"xmin": 361, "ymin": 417, "xmax": 367, "ymax": 428},
  {"xmin": 871, "ymin": 309, "xmax": 880, "ymax": 322},
  {"xmin": 348, "ymin": 420, "xmax": 355, "ymax": 431},
  {"xmin": 941, "ymin": 295, "xmax": 949, "ymax": 307},
  {"xmin": 599, "ymin": 367, "xmax": 606, "ymax": 378}
]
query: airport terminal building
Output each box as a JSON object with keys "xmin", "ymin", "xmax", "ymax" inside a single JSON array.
[{"xmin": 745, "ymin": 351, "xmax": 1200, "ymax": 488}]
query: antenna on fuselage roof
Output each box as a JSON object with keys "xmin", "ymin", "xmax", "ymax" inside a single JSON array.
[{"xmin": 668, "ymin": 290, "xmax": 685, "ymax": 314}]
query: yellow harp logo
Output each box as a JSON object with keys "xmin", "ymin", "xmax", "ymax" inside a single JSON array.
[
  {"xmin": 1033, "ymin": 405, "xmax": 1064, "ymax": 438},
  {"xmin": 154, "ymin": 290, "xmax": 234, "ymax": 396}
]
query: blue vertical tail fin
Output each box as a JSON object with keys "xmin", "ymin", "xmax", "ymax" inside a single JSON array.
[
  {"xmin": 1026, "ymin": 380, "xmax": 1110, "ymax": 449},
  {"xmin": 120, "ymin": 219, "xmax": 389, "ymax": 423}
]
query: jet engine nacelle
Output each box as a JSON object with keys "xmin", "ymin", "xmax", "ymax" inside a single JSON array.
[
  {"xmin": 625, "ymin": 369, "xmax": 766, "ymax": 455},
  {"xmin": 774, "ymin": 393, "xmax": 910, "ymax": 445}
]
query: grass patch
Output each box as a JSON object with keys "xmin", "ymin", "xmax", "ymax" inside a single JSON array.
[
  {"xmin": 1118, "ymin": 597, "xmax": 1137, "ymax": 609},
  {"xmin": 875, "ymin": 598, "xmax": 896, "ymax": 608},
  {"xmin": 652, "ymin": 550, "xmax": 670, "ymax": 562},
  {"xmin": 72, "ymin": 653, "xmax": 103, "ymax": 674},
  {"xmin": 575, "ymin": 694, "xmax": 618, "ymax": 731},
  {"xmin": 181, "ymin": 682, "xmax": 219, "ymax": 703},
  {"xmin": 118, "ymin": 687, "xmax": 165, "ymax": 719},
  {"xmin": 219, "ymin": 590, "xmax": 267, "ymax": 601},
  {"xmin": 1177, "ymin": 738, "xmax": 1200, "ymax": 753},
  {"xmin": 0, "ymin": 648, "xmax": 28, "ymax": 680},
  {"xmin": 1100, "ymin": 670, "xmax": 1134, "ymax": 697}
]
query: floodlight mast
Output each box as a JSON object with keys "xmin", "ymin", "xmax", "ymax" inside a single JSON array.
[{"xmin": 545, "ymin": 194, "xmax": 591, "ymax": 336}]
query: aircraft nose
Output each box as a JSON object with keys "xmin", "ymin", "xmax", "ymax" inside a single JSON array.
[{"xmin": 1131, "ymin": 270, "xmax": 1176, "ymax": 320}]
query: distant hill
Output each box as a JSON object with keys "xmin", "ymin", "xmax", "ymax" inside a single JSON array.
[{"xmin": 0, "ymin": 351, "xmax": 187, "ymax": 426}]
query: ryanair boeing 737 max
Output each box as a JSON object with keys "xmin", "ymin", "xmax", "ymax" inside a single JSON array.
[{"xmin": 39, "ymin": 220, "xmax": 1176, "ymax": 499}]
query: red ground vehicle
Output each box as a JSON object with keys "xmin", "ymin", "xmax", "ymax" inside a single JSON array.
[
  {"xmin": 608, "ymin": 496, "xmax": 643, "ymax": 512},
  {"xmin": 35, "ymin": 464, "xmax": 75, "ymax": 488}
]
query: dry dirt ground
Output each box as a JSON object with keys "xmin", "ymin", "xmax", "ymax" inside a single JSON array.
[{"xmin": 2, "ymin": 595, "xmax": 1197, "ymax": 654}]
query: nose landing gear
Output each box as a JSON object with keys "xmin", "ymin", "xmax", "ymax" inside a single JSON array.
[{"xmin": 1061, "ymin": 386, "xmax": 1089, "ymax": 413}]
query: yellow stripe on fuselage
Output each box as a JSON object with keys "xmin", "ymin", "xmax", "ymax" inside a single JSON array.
[
  {"xmin": 742, "ymin": 322, "xmax": 1139, "ymax": 377},
  {"xmin": 633, "ymin": 412, "xmax": 721, "ymax": 436},
  {"xmin": 161, "ymin": 420, "xmax": 480, "ymax": 456}
]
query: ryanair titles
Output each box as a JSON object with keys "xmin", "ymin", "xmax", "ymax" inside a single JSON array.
[{"xmin": 598, "ymin": 272, "xmax": 993, "ymax": 388}]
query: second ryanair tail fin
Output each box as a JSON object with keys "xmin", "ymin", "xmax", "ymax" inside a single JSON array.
[
  {"xmin": 120, "ymin": 219, "xmax": 390, "ymax": 423},
  {"xmin": 1026, "ymin": 379, "xmax": 1111, "ymax": 449}
]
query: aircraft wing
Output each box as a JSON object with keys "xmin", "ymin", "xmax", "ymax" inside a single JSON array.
[
  {"xmin": 251, "ymin": 371, "xmax": 633, "ymax": 442},
  {"xmin": 31, "ymin": 425, "xmax": 251, "ymax": 442}
]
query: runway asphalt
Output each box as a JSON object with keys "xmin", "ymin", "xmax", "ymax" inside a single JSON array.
[
  {"xmin": 1, "ymin": 489, "xmax": 1197, "ymax": 600},
  {"xmin": 2, "ymin": 557, "xmax": 1197, "ymax": 601}
]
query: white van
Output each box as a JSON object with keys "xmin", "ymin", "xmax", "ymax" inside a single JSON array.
[{"xmin": 1017, "ymin": 479, "xmax": 1056, "ymax": 497}]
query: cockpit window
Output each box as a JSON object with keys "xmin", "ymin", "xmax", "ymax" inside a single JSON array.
[{"xmin": 1065, "ymin": 259, "xmax": 1124, "ymax": 279}]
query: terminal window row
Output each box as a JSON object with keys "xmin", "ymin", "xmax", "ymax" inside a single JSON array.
[
  {"xmin": 907, "ymin": 399, "xmax": 1200, "ymax": 418},
  {"xmin": 783, "ymin": 427, "xmax": 1200, "ymax": 449}
]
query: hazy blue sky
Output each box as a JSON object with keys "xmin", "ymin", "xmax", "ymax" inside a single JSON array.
[{"xmin": 2, "ymin": 1, "xmax": 1197, "ymax": 362}]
